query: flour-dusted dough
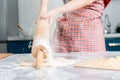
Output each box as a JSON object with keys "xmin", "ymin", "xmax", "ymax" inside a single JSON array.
[
  {"xmin": 20, "ymin": 57, "xmax": 76, "ymax": 68},
  {"xmin": 75, "ymin": 56, "xmax": 120, "ymax": 71}
]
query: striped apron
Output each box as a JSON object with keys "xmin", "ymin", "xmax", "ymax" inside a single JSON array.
[{"xmin": 52, "ymin": 0, "xmax": 107, "ymax": 53}]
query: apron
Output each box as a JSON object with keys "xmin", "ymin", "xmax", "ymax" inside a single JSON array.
[
  {"xmin": 52, "ymin": 0, "xmax": 109, "ymax": 53},
  {"xmin": 104, "ymin": 0, "xmax": 110, "ymax": 7}
]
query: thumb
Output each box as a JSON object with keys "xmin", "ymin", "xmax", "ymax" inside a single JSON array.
[
  {"xmin": 48, "ymin": 16, "xmax": 54, "ymax": 26},
  {"xmin": 39, "ymin": 13, "xmax": 50, "ymax": 19}
]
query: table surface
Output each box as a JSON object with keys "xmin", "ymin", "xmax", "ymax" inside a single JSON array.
[{"xmin": 0, "ymin": 52, "xmax": 120, "ymax": 80}]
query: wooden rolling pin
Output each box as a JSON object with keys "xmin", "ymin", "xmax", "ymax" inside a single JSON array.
[
  {"xmin": 35, "ymin": 46, "xmax": 47, "ymax": 69},
  {"xmin": 0, "ymin": 53, "xmax": 12, "ymax": 59}
]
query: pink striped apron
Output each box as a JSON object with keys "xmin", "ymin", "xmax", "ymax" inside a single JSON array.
[{"xmin": 52, "ymin": 0, "xmax": 107, "ymax": 53}]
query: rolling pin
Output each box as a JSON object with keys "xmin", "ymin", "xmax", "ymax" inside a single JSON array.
[
  {"xmin": 35, "ymin": 46, "xmax": 47, "ymax": 69},
  {"xmin": 0, "ymin": 53, "xmax": 12, "ymax": 59}
]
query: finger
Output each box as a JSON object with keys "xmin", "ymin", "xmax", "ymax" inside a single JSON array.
[
  {"xmin": 39, "ymin": 17, "xmax": 46, "ymax": 19},
  {"xmin": 50, "ymin": 18, "xmax": 53, "ymax": 25},
  {"xmin": 39, "ymin": 15, "xmax": 48, "ymax": 19},
  {"xmin": 48, "ymin": 16, "xmax": 54, "ymax": 26},
  {"xmin": 35, "ymin": 17, "xmax": 47, "ymax": 24},
  {"xmin": 48, "ymin": 17, "xmax": 51, "ymax": 25}
]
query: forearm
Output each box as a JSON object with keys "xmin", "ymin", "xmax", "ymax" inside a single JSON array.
[
  {"xmin": 34, "ymin": 19, "xmax": 49, "ymax": 40},
  {"xmin": 34, "ymin": 0, "xmax": 49, "ymax": 40},
  {"xmin": 39, "ymin": 0, "xmax": 48, "ymax": 16},
  {"xmin": 58, "ymin": 0, "xmax": 96, "ymax": 14},
  {"xmin": 32, "ymin": 0, "xmax": 51, "ymax": 64}
]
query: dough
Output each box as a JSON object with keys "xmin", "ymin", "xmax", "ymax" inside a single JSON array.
[
  {"xmin": 75, "ymin": 56, "xmax": 120, "ymax": 71},
  {"xmin": 20, "ymin": 57, "xmax": 76, "ymax": 68}
]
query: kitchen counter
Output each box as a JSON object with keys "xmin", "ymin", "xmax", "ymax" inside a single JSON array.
[
  {"xmin": 104, "ymin": 33, "xmax": 120, "ymax": 38},
  {"xmin": 7, "ymin": 33, "xmax": 120, "ymax": 41},
  {"xmin": 7, "ymin": 36, "xmax": 33, "ymax": 41},
  {"xmin": 0, "ymin": 52, "xmax": 120, "ymax": 80}
]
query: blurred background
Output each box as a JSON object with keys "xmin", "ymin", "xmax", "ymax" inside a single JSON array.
[{"xmin": 0, "ymin": 0, "xmax": 120, "ymax": 53}]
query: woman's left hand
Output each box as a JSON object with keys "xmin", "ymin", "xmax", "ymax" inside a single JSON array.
[{"xmin": 40, "ymin": 8, "xmax": 61, "ymax": 25}]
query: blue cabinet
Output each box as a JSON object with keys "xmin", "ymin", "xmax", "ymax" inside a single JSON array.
[
  {"xmin": 7, "ymin": 38, "xmax": 120, "ymax": 53},
  {"xmin": 105, "ymin": 38, "xmax": 120, "ymax": 51},
  {"xmin": 7, "ymin": 40, "xmax": 32, "ymax": 53}
]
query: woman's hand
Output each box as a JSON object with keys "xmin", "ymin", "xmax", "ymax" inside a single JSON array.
[
  {"xmin": 35, "ymin": 14, "xmax": 46, "ymax": 24},
  {"xmin": 40, "ymin": 8, "xmax": 61, "ymax": 25}
]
